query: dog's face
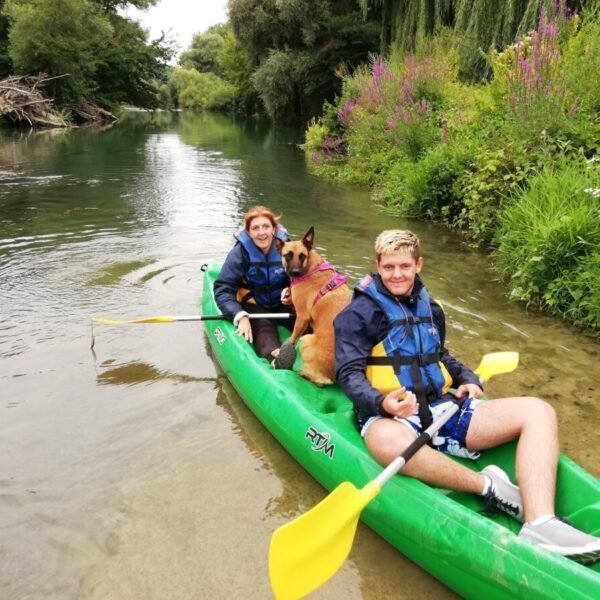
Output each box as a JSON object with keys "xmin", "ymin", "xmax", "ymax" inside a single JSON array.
[{"xmin": 275, "ymin": 227, "xmax": 314, "ymax": 278}]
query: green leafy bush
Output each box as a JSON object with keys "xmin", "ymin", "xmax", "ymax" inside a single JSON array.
[
  {"xmin": 454, "ymin": 139, "xmax": 546, "ymax": 244},
  {"xmin": 547, "ymin": 250, "xmax": 600, "ymax": 329},
  {"xmin": 563, "ymin": 6, "xmax": 600, "ymax": 116},
  {"xmin": 495, "ymin": 159, "xmax": 600, "ymax": 329},
  {"xmin": 377, "ymin": 144, "xmax": 472, "ymax": 220},
  {"xmin": 304, "ymin": 118, "xmax": 330, "ymax": 152}
]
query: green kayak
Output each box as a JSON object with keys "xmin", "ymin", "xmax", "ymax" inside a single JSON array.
[{"xmin": 201, "ymin": 264, "xmax": 600, "ymax": 599}]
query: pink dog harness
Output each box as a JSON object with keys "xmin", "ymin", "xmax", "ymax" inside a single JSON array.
[{"xmin": 290, "ymin": 261, "xmax": 349, "ymax": 306}]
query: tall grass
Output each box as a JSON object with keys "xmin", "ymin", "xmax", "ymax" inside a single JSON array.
[{"xmin": 495, "ymin": 159, "xmax": 600, "ymax": 328}]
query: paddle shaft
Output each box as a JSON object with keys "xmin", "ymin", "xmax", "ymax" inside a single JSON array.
[
  {"xmin": 173, "ymin": 314, "xmax": 293, "ymax": 322},
  {"xmin": 92, "ymin": 313, "xmax": 294, "ymax": 325},
  {"xmin": 374, "ymin": 401, "xmax": 460, "ymax": 488}
]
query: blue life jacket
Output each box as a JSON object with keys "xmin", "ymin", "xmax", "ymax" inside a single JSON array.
[
  {"xmin": 235, "ymin": 226, "xmax": 289, "ymax": 308},
  {"xmin": 357, "ymin": 275, "xmax": 451, "ymax": 428}
]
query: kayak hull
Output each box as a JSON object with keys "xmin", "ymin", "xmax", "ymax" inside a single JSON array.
[{"xmin": 202, "ymin": 264, "xmax": 600, "ymax": 599}]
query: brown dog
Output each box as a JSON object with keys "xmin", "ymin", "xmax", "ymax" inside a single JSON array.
[{"xmin": 275, "ymin": 227, "xmax": 351, "ymax": 386}]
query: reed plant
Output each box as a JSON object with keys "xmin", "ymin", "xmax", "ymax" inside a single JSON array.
[
  {"xmin": 310, "ymin": 50, "xmax": 452, "ymax": 176},
  {"xmin": 492, "ymin": 1, "xmax": 580, "ymax": 141}
]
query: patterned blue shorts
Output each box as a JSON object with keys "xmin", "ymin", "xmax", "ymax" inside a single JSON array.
[{"xmin": 361, "ymin": 397, "xmax": 482, "ymax": 460}]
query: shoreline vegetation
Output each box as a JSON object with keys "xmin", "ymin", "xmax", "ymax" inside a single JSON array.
[
  {"xmin": 304, "ymin": 3, "xmax": 599, "ymax": 333},
  {"xmin": 0, "ymin": 0, "xmax": 174, "ymax": 127},
  {"xmin": 0, "ymin": 1, "xmax": 597, "ymax": 332}
]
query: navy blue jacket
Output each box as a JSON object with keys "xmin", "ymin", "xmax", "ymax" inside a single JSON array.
[
  {"xmin": 334, "ymin": 274, "xmax": 481, "ymax": 428},
  {"xmin": 214, "ymin": 241, "xmax": 291, "ymax": 318}
]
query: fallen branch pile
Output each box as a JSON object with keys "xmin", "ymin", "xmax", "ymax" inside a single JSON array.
[
  {"xmin": 0, "ymin": 73, "xmax": 117, "ymax": 127},
  {"xmin": 0, "ymin": 74, "xmax": 68, "ymax": 127},
  {"xmin": 69, "ymin": 100, "xmax": 117, "ymax": 124}
]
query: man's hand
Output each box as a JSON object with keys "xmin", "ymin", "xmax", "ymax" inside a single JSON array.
[
  {"xmin": 381, "ymin": 387, "xmax": 418, "ymax": 418},
  {"xmin": 455, "ymin": 383, "xmax": 483, "ymax": 399}
]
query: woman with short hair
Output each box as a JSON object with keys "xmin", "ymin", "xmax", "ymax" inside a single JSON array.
[{"xmin": 214, "ymin": 205, "xmax": 294, "ymax": 360}]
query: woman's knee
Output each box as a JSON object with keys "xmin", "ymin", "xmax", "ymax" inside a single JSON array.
[{"xmin": 252, "ymin": 321, "xmax": 280, "ymax": 358}]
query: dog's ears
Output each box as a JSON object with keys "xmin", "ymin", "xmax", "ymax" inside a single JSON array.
[
  {"xmin": 302, "ymin": 227, "xmax": 315, "ymax": 251},
  {"xmin": 274, "ymin": 235, "xmax": 286, "ymax": 253}
]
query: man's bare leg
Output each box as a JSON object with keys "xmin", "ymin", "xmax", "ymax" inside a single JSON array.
[
  {"xmin": 466, "ymin": 396, "xmax": 558, "ymax": 522},
  {"xmin": 364, "ymin": 396, "xmax": 558, "ymax": 523},
  {"xmin": 364, "ymin": 419, "xmax": 486, "ymax": 493}
]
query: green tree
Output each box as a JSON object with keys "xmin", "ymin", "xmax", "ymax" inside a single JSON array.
[
  {"xmin": 179, "ymin": 31, "xmax": 225, "ymax": 73},
  {"xmin": 95, "ymin": 0, "xmax": 156, "ymax": 11},
  {"xmin": 229, "ymin": 0, "xmax": 380, "ymax": 122},
  {"xmin": 94, "ymin": 13, "xmax": 174, "ymax": 109},
  {"xmin": 2, "ymin": 0, "xmax": 172, "ymax": 108},
  {"xmin": 0, "ymin": 0, "xmax": 11, "ymax": 78},
  {"xmin": 366, "ymin": 0, "xmax": 584, "ymax": 82},
  {"xmin": 171, "ymin": 67, "xmax": 235, "ymax": 110},
  {"xmin": 228, "ymin": 0, "xmax": 284, "ymax": 60},
  {"xmin": 219, "ymin": 28, "xmax": 259, "ymax": 113},
  {"xmin": 4, "ymin": 0, "xmax": 113, "ymax": 101}
]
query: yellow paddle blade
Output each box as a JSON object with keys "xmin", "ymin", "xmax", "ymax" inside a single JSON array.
[
  {"xmin": 474, "ymin": 351, "xmax": 519, "ymax": 383},
  {"xmin": 92, "ymin": 316, "xmax": 175, "ymax": 325},
  {"xmin": 269, "ymin": 481, "xmax": 380, "ymax": 600}
]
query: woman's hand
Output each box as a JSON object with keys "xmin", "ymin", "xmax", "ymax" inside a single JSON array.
[
  {"xmin": 381, "ymin": 387, "xmax": 418, "ymax": 418},
  {"xmin": 280, "ymin": 287, "xmax": 293, "ymax": 306},
  {"xmin": 236, "ymin": 315, "xmax": 253, "ymax": 342},
  {"xmin": 455, "ymin": 383, "xmax": 483, "ymax": 399}
]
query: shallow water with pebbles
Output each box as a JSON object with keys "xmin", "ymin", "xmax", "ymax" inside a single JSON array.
[{"xmin": 1, "ymin": 111, "xmax": 597, "ymax": 599}]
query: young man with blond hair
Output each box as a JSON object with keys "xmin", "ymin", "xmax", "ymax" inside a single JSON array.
[{"xmin": 333, "ymin": 229, "xmax": 600, "ymax": 562}]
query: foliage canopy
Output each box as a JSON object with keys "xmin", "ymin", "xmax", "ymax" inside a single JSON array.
[
  {"xmin": 1, "ymin": 0, "xmax": 172, "ymax": 108},
  {"xmin": 228, "ymin": 0, "xmax": 381, "ymax": 122}
]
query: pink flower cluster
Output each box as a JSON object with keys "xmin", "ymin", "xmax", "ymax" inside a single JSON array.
[
  {"xmin": 337, "ymin": 52, "xmax": 446, "ymax": 139},
  {"xmin": 508, "ymin": 1, "xmax": 578, "ymax": 121}
]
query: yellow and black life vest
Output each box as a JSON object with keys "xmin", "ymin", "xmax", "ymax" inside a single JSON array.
[{"xmin": 357, "ymin": 275, "xmax": 452, "ymax": 428}]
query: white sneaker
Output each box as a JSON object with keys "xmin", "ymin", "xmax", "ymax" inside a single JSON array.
[
  {"xmin": 520, "ymin": 517, "xmax": 600, "ymax": 564},
  {"xmin": 480, "ymin": 465, "xmax": 524, "ymax": 522}
]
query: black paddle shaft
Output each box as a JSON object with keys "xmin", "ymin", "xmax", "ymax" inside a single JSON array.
[
  {"xmin": 403, "ymin": 401, "xmax": 460, "ymax": 461},
  {"xmin": 375, "ymin": 401, "xmax": 461, "ymax": 487}
]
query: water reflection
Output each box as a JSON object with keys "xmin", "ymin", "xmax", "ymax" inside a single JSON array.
[{"xmin": 97, "ymin": 359, "xmax": 216, "ymax": 387}]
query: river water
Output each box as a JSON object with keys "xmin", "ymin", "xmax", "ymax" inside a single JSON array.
[{"xmin": 1, "ymin": 111, "xmax": 598, "ymax": 599}]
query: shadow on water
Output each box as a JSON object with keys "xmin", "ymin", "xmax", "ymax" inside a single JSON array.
[
  {"xmin": 96, "ymin": 359, "xmax": 216, "ymax": 387},
  {"xmin": 86, "ymin": 259, "xmax": 156, "ymax": 286}
]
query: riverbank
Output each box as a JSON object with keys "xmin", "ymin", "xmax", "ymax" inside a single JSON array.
[{"xmin": 305, "ymin": 7, "xmax": 600, "ymax": 333}]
